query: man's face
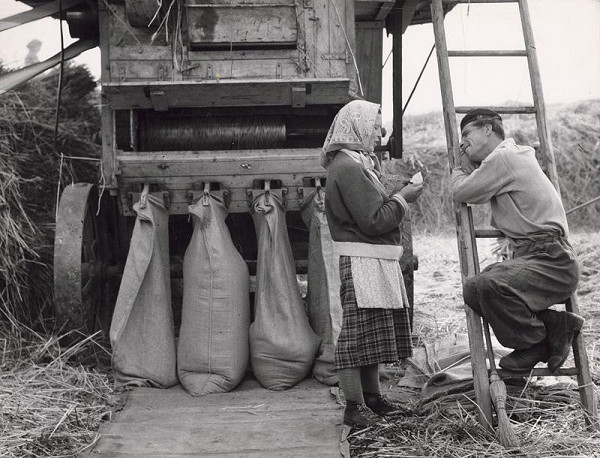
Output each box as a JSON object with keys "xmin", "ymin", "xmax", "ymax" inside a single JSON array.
[{"xmin": 460, "ymin": 122, "xmax": 490, "ymax": 164}]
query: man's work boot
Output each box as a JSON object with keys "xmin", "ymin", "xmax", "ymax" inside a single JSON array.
[
  {"xmin": 538, "ymin": 309, "xmax": 585, "ymax": 373},
  {"xmin": 343, "ymin": 401, "xmax": 383, "ymax": 428},
  {"xmin": 363, "ymin": 392, "xmax": 408, "ymax": 417},
  {"xmin": 499, "ymin": 339, "xmax": 551, "ymax": 372}
]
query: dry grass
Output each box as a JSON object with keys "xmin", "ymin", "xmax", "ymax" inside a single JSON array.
[
  {"xmin": 0, "ymin": 317, "xmax": 119, "ymax": 458},
  {"xmin": 0, "ymin": 63, "xmax": 100, "ymax": 324},
  {"xmin": 350, "ymin": 230, "xmax": 600, "ymax": 457}
]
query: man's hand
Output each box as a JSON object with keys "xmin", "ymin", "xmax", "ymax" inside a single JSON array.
[{"xmin": 459, "ymin": 150, "xmax": 477, "ymax": 174}]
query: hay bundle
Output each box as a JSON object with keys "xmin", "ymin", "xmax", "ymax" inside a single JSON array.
[{"xmin": 0, "ymin": 62, "xmax": 100, "ymax": 325}]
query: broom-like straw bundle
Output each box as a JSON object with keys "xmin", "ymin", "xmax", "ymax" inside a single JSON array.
[{"xmin": 482, "ymin": 318, "xmax": 521, "ymax": 448}]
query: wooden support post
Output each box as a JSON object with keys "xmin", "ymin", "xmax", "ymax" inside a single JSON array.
[
  {"xmin": 99, "ymin": 1, "xmax": 117, "ymax": 190},
  {"xmin": 391, "ymin": 6, "xmax": 402, "ymax": 158}
]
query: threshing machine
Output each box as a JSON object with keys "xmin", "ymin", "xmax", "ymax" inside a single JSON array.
[{"xmin": 6, "ymin": 0, "xmax": 455, "ymax": 337}]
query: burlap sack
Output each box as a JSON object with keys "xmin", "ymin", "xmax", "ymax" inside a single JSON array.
[
  {"xmin": 300, "ymin": 189, "xmax": 342, "ymax": 386},
  {"xmin": 250, "ymin": 192, "xmax": 320, "ymax": 390},
  {"xmin": 110, "ymin": 195, "xmax": 177, "ymax": 388},
  {"xmin": 178, "ymin": 195, "xmax": 250, "ymax": 395}
]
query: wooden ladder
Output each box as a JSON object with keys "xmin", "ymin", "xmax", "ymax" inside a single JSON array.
[{"xmin": 430, "ymin": 0, "xmax": 598, "ymax": 430}]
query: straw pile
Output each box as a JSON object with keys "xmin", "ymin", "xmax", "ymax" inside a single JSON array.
[
  {"xmin": 387, "ymin": 99, "xmax": 600, "ymax": 232},
  {"xmin": 0, "ymin": 63, "xmax": 109, "ymax": 457},
  {"xmin": 0, "ymin": 63, "xmax": 100, "ymax": 324}
]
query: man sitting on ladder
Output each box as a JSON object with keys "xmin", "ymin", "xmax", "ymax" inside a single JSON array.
[{"xmin": 451, "ymin": 108, "xmax": 584, "ymax": 373}]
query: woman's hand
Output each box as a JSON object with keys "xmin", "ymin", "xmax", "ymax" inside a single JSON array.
[{"xmin": 398, "ymin": 182, "xmax": 424, "ymax": 203}]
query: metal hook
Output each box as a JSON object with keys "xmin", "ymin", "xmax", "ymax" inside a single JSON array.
[
  {"xmin": 264, "ymin": 180, "xmax": 271, "ymax": 205},
  {"xmin": 202, "ymin": 181, "xmax": 211, "ymax": 206},
  {"xmin": 140, "ymin": 183, "xmax": 150, "ymax": 209},
  {"xmin": 315, "ymin": 178, "xmax": 324, "ymax": 203}
]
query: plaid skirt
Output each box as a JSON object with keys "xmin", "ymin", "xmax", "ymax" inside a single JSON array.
[{"xmin": 335, "ymin": 255, "xmax": 413, "ymax": 370}]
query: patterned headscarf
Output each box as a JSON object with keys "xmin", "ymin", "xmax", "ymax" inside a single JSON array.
[{"xmin": 321, "ymin": 100, "xmax": 381, "ymax": 168}]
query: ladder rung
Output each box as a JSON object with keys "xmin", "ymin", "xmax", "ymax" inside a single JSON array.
[
  {"xmin": 455, "ymin": 106, "xmax": 536, "ymax": 114},
  {"xmin": 498, "ymin": 367, "xmax": 580, "ymax": 378},
  {"xmin": 474, "ymin": 229, "xmax": 504, "ymax": 238},
  {"xmin": 442, "ymin": 0, "xmax": 518, "ymax": 3},
  {"xmin": 448, "ymin": 50, "xmax": 527, "ymax": 57}
]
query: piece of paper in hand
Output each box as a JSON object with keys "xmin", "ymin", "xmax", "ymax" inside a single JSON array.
[{"xmin": 410, "ymin": 172, "xmax": 423, "ymax": 185}]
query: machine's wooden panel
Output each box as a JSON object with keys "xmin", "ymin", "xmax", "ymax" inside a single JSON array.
[
  {"xmin": 356, "ymin": 21, "xmax": 384, "ymax": 103},
  {"xmin": 116, "ymin": 148, "xmax": 326, "ymax": 214},
  {"xmin": 117, "ymin": 148, "xmax": 324, "ymax": 177},
  {"xmin": 103, "ymin": 0, "xmax": 355, "ymax": 84},
  {"xmin": 119, "ymin": 188, "xmax": 314, "ymax": 215},
  {"xmin": 110, "ymin": 61, "xmax": 172, "ymax": 82},
  {"xmin": 186, "ymin": 3, "xmax": 298, "ymax": 47},
  {"xmin": 182, "ymin": 59, "xmax": 301, "ymax": 80},
  {"xmin": 103, "ymin": 78, "xmax": 350, "ymax": 109}
]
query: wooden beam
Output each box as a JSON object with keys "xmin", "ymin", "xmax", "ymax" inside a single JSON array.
[
  {"xmin": 0, "ymin": 0, "xmax": 85, "ymax": 32},
  {"xmin": 401, "ymin": 0, "xmax": 421, "ymax": 33},
  {"xmin": 448, "ymin": 50, "xmax": 527, "ymax": 57},
  {"xmin": 391, "ymin": 6, "xmax": 402, "ymax": 158},
  {"xmin": 102, "ymin": 78, "xmax": 350, "ymax": 109},
  {"xmin": 455, "ymin": 105, "xmax": 536, "ymax": 114},
  {"xmin": 375, "ymin": 0, "xmax": 395, "ymax": 21},
  {"xmin": 0, "ymin": 38, "xmax": 98, "ymax": 95}
]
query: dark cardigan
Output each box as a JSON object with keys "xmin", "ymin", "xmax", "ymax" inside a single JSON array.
[{"xmin": 324, "ymin": 151, "xmax": 405, "ymax": 246}]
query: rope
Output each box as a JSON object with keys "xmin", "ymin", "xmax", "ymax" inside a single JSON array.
[
  {"xmin": 151, "ymin": 0, "xmax": 177, "ymax": 44},
  {"xmin": 54, "ymin": 0, "xmax": 65, "ymax": 222},
  {"xmin": 140, "ymin": 116, "xmax": 287, "ymax": 151},
  {"xmin": 403, "ymin": 44, "xmax": 436, "ymax": 115}
]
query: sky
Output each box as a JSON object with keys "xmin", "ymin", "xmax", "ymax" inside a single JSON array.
[{"xmin": 1, "ymin": 0, "xmax": 598, "ymax": 121}]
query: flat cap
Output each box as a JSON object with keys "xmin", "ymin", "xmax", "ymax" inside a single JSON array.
[{"xmin": 460, "ymin": 108, "xmax": 502, "ymax": 131}]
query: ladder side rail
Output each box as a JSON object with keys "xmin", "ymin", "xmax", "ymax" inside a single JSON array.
[
  {"xmin": 431, "ymin": 0, "xmax": 494, "ymax": 430},
  {"xmin": 517, "ymin": 0, "xmax": 560, "ymax": 194},
  {"xmin": 567, "ymin": 294, "xmax": 599, "ymax": 427},
  {"xmin": 519, "ymin": 0, "xmax": 598, "ymax": 428}
]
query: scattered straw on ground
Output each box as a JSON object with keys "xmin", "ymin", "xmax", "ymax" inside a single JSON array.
[
  {"xmin": 0, "ymin": 321, "xmax": 120, "ymax": 458},
  {"xmin": 349, "ymin": 231, "xmax": 600, "ymax": 457}
]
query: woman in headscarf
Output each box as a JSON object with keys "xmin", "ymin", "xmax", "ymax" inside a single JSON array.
[{"xmin": 322, "ymin": 100, "xmax": 424, "ymax": 428}]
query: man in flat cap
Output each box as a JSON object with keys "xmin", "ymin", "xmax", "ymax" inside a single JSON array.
[{"xmin": 452, "ymin": 108, "xmax": 583, "ymax": 373}]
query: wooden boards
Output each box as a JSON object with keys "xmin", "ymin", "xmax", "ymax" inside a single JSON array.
[{"xmin": 83, "ymin": 378, "xmax": 343, "ymax": 457}]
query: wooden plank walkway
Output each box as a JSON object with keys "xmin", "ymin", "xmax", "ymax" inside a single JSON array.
[{"xmin": 83, "ymin": 377, "xmax": 343, "ymax": 457}]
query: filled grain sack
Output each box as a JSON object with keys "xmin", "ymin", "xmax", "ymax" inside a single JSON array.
[
  {"xmin": 250, "ymin": 192, "xmax": 320, "ymax": 390},
  {"xmin": 178, "ymin": 195, "xmax": 250, "ymax": 395},
  {"xmin": 300, "ymin": 189, "xmax": 342, "ymax": 386},
  {"xmin": 110, "ymin": 194, "xmax": 177, "ymax": 388}
]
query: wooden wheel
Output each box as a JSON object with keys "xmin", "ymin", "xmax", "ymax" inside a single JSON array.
[{"xmin": 54, "ymin": 183, "xmax": 111, "ymax": 335}]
